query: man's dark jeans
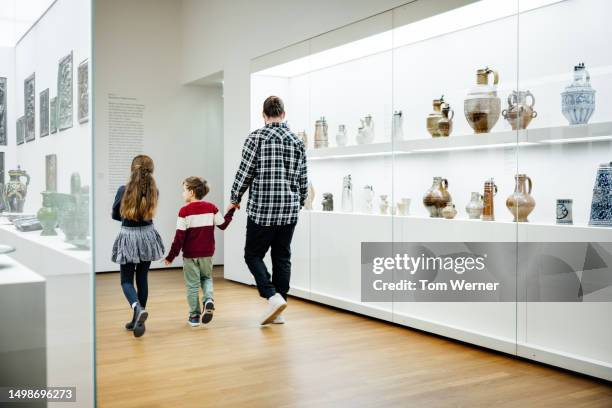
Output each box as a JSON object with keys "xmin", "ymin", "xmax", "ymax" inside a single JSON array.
[{"xmin": 245, "ymin": 217, "xmax": 296, "ymax": 300}]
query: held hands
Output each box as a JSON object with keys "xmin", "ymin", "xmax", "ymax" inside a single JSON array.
[
  {"xmin": 227, "ymin": 202, "xmax": 240, "ymax": 213},
  {"xmin": 163, "ymin": 259, "xmax": 171, "ymax": 266}
]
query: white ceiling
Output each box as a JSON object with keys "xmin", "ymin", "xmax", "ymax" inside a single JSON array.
[{"xmin": 0, "ymin": 0, "xmax": 56, "ymax": 47}]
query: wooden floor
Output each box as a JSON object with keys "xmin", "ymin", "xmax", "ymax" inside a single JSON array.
[{"xmin": 96, "ymin": 267, "xmax": 612, "ymax": 408}]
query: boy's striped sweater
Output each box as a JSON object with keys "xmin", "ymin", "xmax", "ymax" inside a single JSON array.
[{"xmin": 165, "ymin": 201, "xmax": 235, "ymax": 262}]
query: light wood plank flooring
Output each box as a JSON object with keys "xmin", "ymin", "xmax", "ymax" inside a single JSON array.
[{"xmin": 96, "ymin": 267, "xmax": 612, "ymax": 407}]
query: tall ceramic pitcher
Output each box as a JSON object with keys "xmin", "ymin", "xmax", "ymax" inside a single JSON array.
[
  {"xmin": 465, "ymin": 67, "xmax": 501, "ymax": 134},
  {"xmin": 5, "ymin": 166, "xmax": 30, "ymax": 213}
]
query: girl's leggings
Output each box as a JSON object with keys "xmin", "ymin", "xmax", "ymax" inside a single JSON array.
[{"xmin": 120, "ymin": 262, "xmax": 151, "ymax": 307}]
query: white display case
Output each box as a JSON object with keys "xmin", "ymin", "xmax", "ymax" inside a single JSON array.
[{"xmin": 244, "ymin": 0, "xmax": 612, "ymax": 380}]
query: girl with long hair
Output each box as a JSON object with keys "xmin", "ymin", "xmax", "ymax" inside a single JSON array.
[{"xmin": 111, "ymin": 155, "xmax": 165, "ymax": 337}]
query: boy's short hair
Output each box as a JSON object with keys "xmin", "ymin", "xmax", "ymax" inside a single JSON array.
[{"xmin": 183, "ymin": 176, "xmax": 209, "ymax": 199}]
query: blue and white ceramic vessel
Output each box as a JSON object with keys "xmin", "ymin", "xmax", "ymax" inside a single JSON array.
[
  {"xmin": 561, "ymin": 63, "xmax": 595, "ymax": 125},
  {"xmin": 589, "ymin": 162, "xmax": 612, "ymax": 226}
]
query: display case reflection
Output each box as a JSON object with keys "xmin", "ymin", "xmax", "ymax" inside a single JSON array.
[{"xmin": 1, "ymin": 47, "xmax": 91, "ymax": 249}]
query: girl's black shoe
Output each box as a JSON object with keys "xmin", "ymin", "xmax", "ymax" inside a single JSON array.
[{"xmin": 132, "ymin": 303, "xmax": 149, "ymax": 338}]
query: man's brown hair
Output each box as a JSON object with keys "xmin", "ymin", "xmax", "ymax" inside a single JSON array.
[
  {"xmin": 263, "ymin": 96, "xmax": 285, "ymax": 118},
  {"xmin": 184, "ymin": 176, "xmax": 209, "ymax": 200}
]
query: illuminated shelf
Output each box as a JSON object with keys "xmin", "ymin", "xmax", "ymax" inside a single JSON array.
[
  {"xmin": 307, "ymin": 142, "xmax": 391, "ymax": 160},
  {"xmin": 307, "ymin": 210, "xmax": 612, "ymax": 241},
  {"xmin": 307, "ymin": 121, "xmax": 612, "ymax": 160}
]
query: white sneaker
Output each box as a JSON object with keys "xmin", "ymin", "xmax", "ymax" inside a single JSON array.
[
  {"xmin": 260, "ymin": 293, "xmax": 287, "ymax": 325},
  {"xmin": 272, "ymin": 314, "xmax": 285, "ymax": 324}
]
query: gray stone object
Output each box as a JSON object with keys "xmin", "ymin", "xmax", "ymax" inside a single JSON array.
[{"xmin": 46, "ymin": 154, "xmax": 57, "ymax": 192}]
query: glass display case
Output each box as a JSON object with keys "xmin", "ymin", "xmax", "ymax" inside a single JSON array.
[
  {"xmin": 250, "ymin": 0, "xmax": 612, "ymax": 380},
  {"xmin": 0, "ymin": 0, "xmax": 93, "ymax": 403}
]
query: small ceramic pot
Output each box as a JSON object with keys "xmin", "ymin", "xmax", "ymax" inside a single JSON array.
[
  {"xmin": 442, "ymin": 202, "xmax": 457, "ymax": 219},
  {"xmin": 556, "ymin": 199, "xmax": 573, "ymax": 225}
]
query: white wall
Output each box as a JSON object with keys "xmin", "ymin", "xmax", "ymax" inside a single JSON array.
[
  {"xmin": 14, "ymin": 0, "xmax": 91, "ymax": 214},
  {"xmin": 94, "ymin": 0, "xmax": 224, "ymax": 272}
]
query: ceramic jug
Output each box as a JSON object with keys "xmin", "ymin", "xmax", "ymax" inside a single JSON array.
[
  {"xmin": 396, "ymin": 201, "xmax": 407, "ymax": 216},
  {"xmin": 465, "ymin": 67, "xmax": 501, "ymax": 134},
  {"xmin": 482, "ymin": 178, "xmax": 498, "ymax": 221},
  {"xmin": 437, "ymin": 103, "xmax": 454, "ymax": 137},
  {"xmin": 363, "ymin": 115, "xmax": 374, "ymax": 141},
  {"xmin": 396, "ymin": 198, "xmax": 411, "ymax": 216},
  {"xmin": 502, "ymin": 90, "xmax": 537, "ymax": 130},
  {"xmin": 297, "ymin": 130, "xmax": 309, "ymax": 149},
  {"xmin": 5, "ymin": 166, "xmax": 30, "ymax": 213},
  {"xmin": 589, "ymin": 162, "xmax": 612, "ymax": 226},
  {"xmin": 37, "ymin": 191, "xmax": 58, "ymax": 236},
  {"xmin": 426, "ymin": 96, "xmax": 445, "ymax": 137},
  {"xmin": 322, "ymin": 193, "xmax": 333, "ymax": 211},
  {"xmin": 341, "ymin": 174, "xmax": 353, "ymax": 212},
  {"xmin": 423, "ymin": 177, "xmax": 451, "ymax": 218},
  {"xmin": 336, "ymin": 125, "xmax": 347, "ymax": 147},
  {"xmin": 304, "ymin": 182, "xmax": 315, "ymax": 210},
  {"xmin": 357, "ymin": 115, "xmax": 374, "ymax": 144},
  {"xmin": 363, "ymin": 185, "xmax": 374, "ymax": 214},
  {"xmin": 392, "ymin": 111, "xmax": 404, "ymax": 141},
  {"xmin": 379, "ymin": 195, "xmax": 390, "ymax": 215},
  {"xmin": 466, "ymin": 192, "xmax": 484, "ymax": 219},
  {"xmin": 314, "ymin": 117, "xmax": 328, "ymax": 148},
  {"xmin": 506, "ymin": 174, "xmax": 536, "ymax": 222},
  {"xmin": 442, "ymin": 202, "xmax": 457, "ymax": 219},
  {"xmin": 562, "ymin": 63, "xmax": 596, "ymax": 125}
]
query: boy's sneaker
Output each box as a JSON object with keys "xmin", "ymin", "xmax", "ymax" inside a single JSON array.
[
  {"xmin": 272, "ymin": 314, "xmax": 285, "ymax": 324},
  {"xmin": 188, "ymin": 315, "xmax": 200, "ymax": 327},
  {"xmin": 201, "ymin": 299, "xmax": 214, "ymax": 325},
  {"xmin": 260, "ymin": 293, "xmax": 287, "ymax": 325}
]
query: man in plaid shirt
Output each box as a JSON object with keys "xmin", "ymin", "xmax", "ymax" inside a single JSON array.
[{"xmin": 229, "ymin": 96, "xmax": 308, "ymax": 325}]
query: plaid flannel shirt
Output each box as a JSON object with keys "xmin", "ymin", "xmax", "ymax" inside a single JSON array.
[{"xmin": 231, "ymin": 122, "xmax": 308, "ymax": 226}]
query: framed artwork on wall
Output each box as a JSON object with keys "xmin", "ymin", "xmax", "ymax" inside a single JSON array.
[
  {"xmin": 58, "ymin": 51, "xmax": 73, "ymax": 131},
  {"xmin": 16, "ymin": 116, "xmax": 25, "ymax": 145},
  {"xmin": 40, "ymin": 88, "xmax": 50, "ymax": 137},
  {"xmin": 24, "ymin": 73, "xmax": 36, "ymax": 142},
  {"xmin": 0, "ymin": 77, "xmax": 6, "ymax": 145},
  {"xmin": 50, "ymin": 96, "xmax": 58, "ymax": 134},
  {"xmin": 78, "ymin": 59, "xmax": 88, "ymax": 123}
]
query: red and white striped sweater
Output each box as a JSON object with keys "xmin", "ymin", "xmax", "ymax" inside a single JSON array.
[{"xmin": 165, "ymin": 201, "xmax": 235, "ymax": 262}]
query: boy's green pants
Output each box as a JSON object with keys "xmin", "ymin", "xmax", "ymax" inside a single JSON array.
[{"xmin": 183, "ymin": 257, "xmax": 213, "ymax": 316}]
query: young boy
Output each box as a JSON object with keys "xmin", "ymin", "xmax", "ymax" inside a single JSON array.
[{"xmin": 164, "ymin": 177, "xmax": 235, "ymax": 327}]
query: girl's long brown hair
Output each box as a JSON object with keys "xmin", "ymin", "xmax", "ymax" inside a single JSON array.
[{"xmin": 120, "ymin": 155, "xmax": 158, "ymax": 221}]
